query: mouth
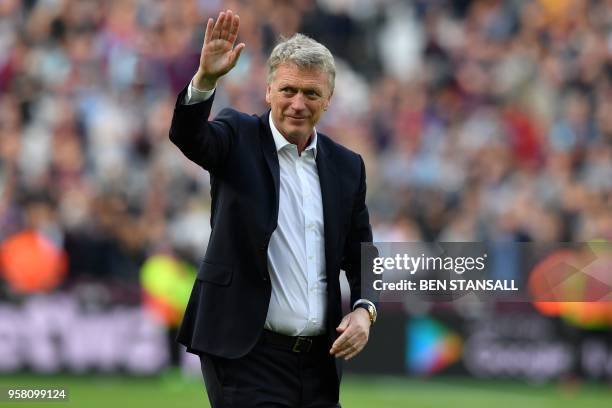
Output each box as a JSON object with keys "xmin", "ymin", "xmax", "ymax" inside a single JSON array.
[{"xmin": 286, "ymin": 115, "xmax": 308, "ymax": 121}]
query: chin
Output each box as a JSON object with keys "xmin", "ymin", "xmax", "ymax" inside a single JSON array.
[{"xmin": 283, "ymin": 127, "xmax": 309, "ymax": 139}]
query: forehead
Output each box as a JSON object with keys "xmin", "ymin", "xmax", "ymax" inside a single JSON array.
[{"xmin": 271, "ymin": 63, "xmax": 330, "ymax": 91}]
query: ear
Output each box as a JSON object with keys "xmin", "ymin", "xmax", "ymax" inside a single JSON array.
[
  {"xmin": 265, "ymin": 85, "xmax": 271, "ymax": 105},
  {"xmin": 323, "ymin": 92, "xmax": 333, "ymax": 111}
]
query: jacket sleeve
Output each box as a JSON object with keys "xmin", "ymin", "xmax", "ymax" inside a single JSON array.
[
  {"xmin": 341, "ymin": 155, "xmax": 379, "ymax": 308},
  {"xmin": 169, "ymin": 86, "xmax": 237, "ymax": 174}
]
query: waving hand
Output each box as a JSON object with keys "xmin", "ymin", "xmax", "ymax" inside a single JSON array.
[{"xmin": 194, "ymin": 10, "xmax": 245, "ymax": 90}]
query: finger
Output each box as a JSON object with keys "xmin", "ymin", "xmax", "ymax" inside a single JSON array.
[
  {"xmin": 332, "ymin": 345, "xmax": 351, "ymax": 358},
  {"xmin": 331, "ymin": 344, "xmax": 351, "ymax": 356},
  {"xmin": 230, "ymin": 43, "xmax": 245, "ymax": 67},
  {"xmin": 338, "ymin": 335, "xmax": 367, "ymax": 358},
  {"xmin": 336, "ymin": 348, "xmax": 353, "ymax": 359},
  {"xmin": 336, "ymin": 316, "xmax": 351, "ymax": 333},
  {"xmin": 330, "ymin": 337, "xmax": 346, "ymax": 355},
  {"xmin": 336, "ymin": 342, "xmax": 360, "ymax": 359},
  {"xmin": 337, "ymin": 331, "xmax": 360, "ymax": 350},
  {"xmin": 220, "ymin": 9, "xmax": 233, "ymax": 40},
  {"xmin": 348, "ymin": 332, "xmax": 369, "ymax": 358},
  {"xmin": 203, "ymin": 18, "xmax": 213, "ymax": 45},
  {"xmin": 211, "ymin": 11, "xmax": 225, "ymax": 40},
  {"xmin": 330, "ymin": 331, "xmax": 352, "ymax": 354},
  {"xmin": 344, "ymin": 346, "xmax": 364, "ymax": 361},
  {"xmin": 227, "ymin": 14, "xmax": 240, "ymax": 44},
  {"xmin": 336, "ymin": 328, "xmax": 368, "ymax": 354},
  {"xmin": 335, "ymin": 341, "xmax": 354, "ymax": 356}
]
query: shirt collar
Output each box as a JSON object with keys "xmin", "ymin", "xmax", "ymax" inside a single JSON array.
[{"xmin": 268, "ymin": 113, "xmax": 318, "ymax": 158}]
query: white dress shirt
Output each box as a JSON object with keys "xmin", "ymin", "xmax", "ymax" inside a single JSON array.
[
  {"xmin": 264, "ymin": 115, "xmax": 327, "ymax": 335},
  {"xmin": 184, "ymin": 81, "xmax": 327, "ymax": 335}
]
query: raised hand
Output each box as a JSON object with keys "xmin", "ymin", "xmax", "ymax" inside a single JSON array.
[{"xmin": 194, "ymin": 9, "xmax": 245, "ymax": 91}]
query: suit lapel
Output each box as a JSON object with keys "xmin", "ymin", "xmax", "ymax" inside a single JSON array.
[
  {"xmin": 259, "ymin": 112, "xmax": 280, "ymax": 233},
  {"xmin": 316, "ymin": 137, "xmax": 341, "ymax": 279}
]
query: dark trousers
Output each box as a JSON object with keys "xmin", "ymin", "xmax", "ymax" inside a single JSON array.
[{"xmin": 199, "ymin": 331, "xmax": 341, "ymax": 408}]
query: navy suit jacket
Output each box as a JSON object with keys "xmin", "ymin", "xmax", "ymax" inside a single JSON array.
[{"xmin": 170, "ymin": 87, "xmax": 374, "ymax": 360}]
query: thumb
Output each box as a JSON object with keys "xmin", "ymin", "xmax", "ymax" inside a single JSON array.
[
  {"xmin": 336, "ymin": 315, "xmax": 350, "ymax": 333},
  {"xmin": 230, "ymin": 43, "xmax": 245, "ymax": 67}
]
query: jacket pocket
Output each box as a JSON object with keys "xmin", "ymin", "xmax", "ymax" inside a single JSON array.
[{"xmin": 196, "ymin": 261, "xmax": 233, "ymax": 286}]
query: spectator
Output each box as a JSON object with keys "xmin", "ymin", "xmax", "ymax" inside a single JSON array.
[{"xmin": 0, "ymin": 0, "xmax": 610, "ymax": 290}]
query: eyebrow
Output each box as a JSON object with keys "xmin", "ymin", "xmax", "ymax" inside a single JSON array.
[{"xmin": 278, "ymin": 84, "xmax": 322, "ymax": 94}]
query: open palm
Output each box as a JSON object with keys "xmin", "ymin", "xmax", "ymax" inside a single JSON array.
[{"xmin": 197, "ymin": 10, "xmax": 245, "ymax": 88}]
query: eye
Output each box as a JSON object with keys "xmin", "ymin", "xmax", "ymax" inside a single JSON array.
[
  {"xmin": 281, "ymin": 87, "xmax": 297, "ymax": 95},
  {"xmin": 305, "ymin": 90, "xmax": 321, "ymax": 99}
]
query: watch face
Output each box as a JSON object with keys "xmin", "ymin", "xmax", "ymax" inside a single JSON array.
[{"xmin": 367, "ymin": 305, "xmax": 376, "ymax": 322}]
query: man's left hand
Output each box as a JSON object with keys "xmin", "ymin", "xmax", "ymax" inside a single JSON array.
[{"xmin": 329, "ymin": 308, "xmax": 371, "ymax": 360}]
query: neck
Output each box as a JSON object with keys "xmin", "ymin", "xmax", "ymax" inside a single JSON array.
[
  {"xmin": 269, "ymin": 115, "xmax": 315, "ymax": 155},
  {"xmin": 282, "ymin": 133, "xmax": 312, "ymax": 154}
]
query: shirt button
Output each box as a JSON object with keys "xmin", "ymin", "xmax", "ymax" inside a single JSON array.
[{"xmin": 308, "ymin": 255, "xmax": 313, "ymax": 260}]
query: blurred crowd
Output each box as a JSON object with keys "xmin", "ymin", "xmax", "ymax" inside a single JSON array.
[{"xmin": 1, "ymin": 0, "xmax": 611, "ymax": 285}]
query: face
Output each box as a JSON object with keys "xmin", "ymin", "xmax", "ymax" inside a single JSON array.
[{"xmin": 265, "ymin": 63, "xmax": 332, "ymax": 142}]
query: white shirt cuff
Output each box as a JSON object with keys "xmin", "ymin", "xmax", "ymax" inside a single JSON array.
[{"xmin": 183, "ymin": 77, "xmax": 215, "ymax": 105}]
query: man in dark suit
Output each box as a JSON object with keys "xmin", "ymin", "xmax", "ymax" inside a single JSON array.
[{"xmin": 170, "ymin": 9, "xmax": 377, "ymax": 408}]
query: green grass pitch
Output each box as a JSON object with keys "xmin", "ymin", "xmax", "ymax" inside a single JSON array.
[{"xmin": 1, "ymin": 370, "xmax": 610, "ymax": 407}]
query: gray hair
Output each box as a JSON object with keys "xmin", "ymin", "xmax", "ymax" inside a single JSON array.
[{"xmin": 266, "ymin": 33, "xmax": 336, "ymax": 92}]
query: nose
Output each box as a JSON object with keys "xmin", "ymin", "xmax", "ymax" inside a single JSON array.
[{"xmin": 290, "ymin": 93, "xmax": 306, "ymax": 111}]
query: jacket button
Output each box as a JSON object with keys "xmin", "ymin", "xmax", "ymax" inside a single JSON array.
[{"xmin": 263, "ymin": 276, "xmax": 268, "ymax": 281}]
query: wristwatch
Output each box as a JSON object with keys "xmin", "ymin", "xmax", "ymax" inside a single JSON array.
[{"xmin": 354, "ymin": 301, "xmax": 377, "ymax": 325}]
